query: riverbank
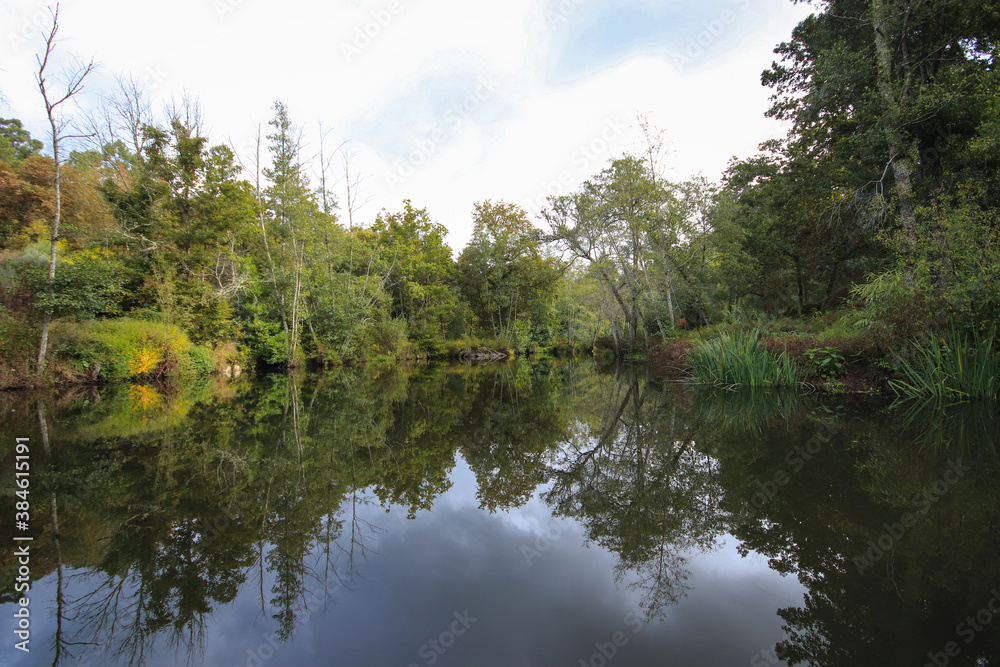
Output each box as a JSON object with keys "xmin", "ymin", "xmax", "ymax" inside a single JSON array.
[
  {"xmin": 4, "ymin": 307, "xmax": 995, "ymax": 402},
  {"xmin": 0, "ymin": 314, "xmax": 563, "ymax": 391},
  {"xmin": 0, "ymin": 315, "xmax": 244, "ymax": 391},
  {"xmin": 648, "ymin": 309, "xmax": 896, "ymax": 394}
]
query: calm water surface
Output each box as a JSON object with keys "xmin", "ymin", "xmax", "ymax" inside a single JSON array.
[{"xmin": 1, "ymin": 361, "xmax": 998, "ymax": 666}]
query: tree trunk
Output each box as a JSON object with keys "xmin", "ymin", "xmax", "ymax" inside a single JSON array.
[
  {"xmin": 873, "ymin": 0, "xmax": 920, "ymax": 266},
  {"xmin": 794, "ymin": 256, "xmax": 806, "ymax": 315},
  {"xmin": 35, "ymin": 8, "xmax": 93, "ymax": 375}
]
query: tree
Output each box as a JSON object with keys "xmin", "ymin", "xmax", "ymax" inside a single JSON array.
[
  {"xmin": 459, "ymin": 200, "xmax": 560, "ymax": 349},
  {"xmin": 34, "ymin": 3, "xmax": 96, "ymax": 375},
  {"xmin": 371, "ymin": 200, "xmax": 456, "ymax": 351},
  {"xmin": 262, "ymin": 101, "xmax": 323, "ymax": 364},
  {"xmin": 0, "ymin": 118, "xmax": 43, "ymax": 164},
  {"xmin": 717, "ymin": 142, "xmax": 883, "ymax": 316},
  {"xmin": 545, "ymin": 157, "xmax": 669, "ymax": 354},
  {"xmin": 762, "ymin": 0, "xmax": 1000, "ymax": 285}
]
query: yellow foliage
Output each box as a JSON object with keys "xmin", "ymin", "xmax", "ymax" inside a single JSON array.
[
  {"xmin": 128, "ymin": 343, "xmax": 162, "ymax": 375},
  {"xmin": 128, "ymin": 384, "xmax": 163, "ymax": 412}
]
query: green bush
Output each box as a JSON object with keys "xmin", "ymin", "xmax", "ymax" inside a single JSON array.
[
  {"xmin": 373, "ymin": 317, "xmax": 409, "ymax": 357},
  {"xmin": 243, "ymin": 310, "xmax": 290, "ymax": 365},
  {"xmin": 13, "ymin": 246, "xmax": 126, "ymax": 319},
  {"xmin": 178, "ymin": 343, "xmax": 214, "ymax": 376},
  {"xmin": 805, "ymin": 346, "xmax": 846, "ymax": 379},
  {"xmin": 51, "ymin": 318, "xmax": 212, "ymax": 382},
  {"xmin": 0, "ymin": 307, "xmax": 36, "ymax": 362}
]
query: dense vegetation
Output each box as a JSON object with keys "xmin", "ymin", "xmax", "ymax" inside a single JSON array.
[{"xmin": 1, "ymin": 0, "xmax": 998, "ymax": 394}]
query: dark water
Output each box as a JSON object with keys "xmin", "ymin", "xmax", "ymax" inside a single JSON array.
[{"xmin": 1, "ymin": 361, "xmax": 999, "ymax": 667}]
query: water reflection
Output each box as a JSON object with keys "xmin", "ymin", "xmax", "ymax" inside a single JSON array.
[
  {"xmin": 545, "ymin": 366, "xmax": 728, "ymax": 618},
  {"xmin": 1, "ymin": 361, "xmax": 999, "ymax": 666}
]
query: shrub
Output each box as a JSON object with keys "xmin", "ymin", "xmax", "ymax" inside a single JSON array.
[
  {"xmin": 51, "ymin": 318, "xmax": 212, "ymax": 382},
  {"xmin": 804, "ymin": 346, "xmax": 846, "ymax": 379},
  {"xmin": 178, "ymin": 343, "xmax": 213, "ymax": 376},
  {"xmin": 244, "ymin": 312, "xmax": 290, "ymax": 365},
  {"xmin": 372, "ymin": 317, "xmax": 409, "ymax": 357}
]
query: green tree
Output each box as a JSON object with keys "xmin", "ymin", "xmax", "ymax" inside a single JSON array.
[
  {"xmin": 717, "ymin": 143, "xmax": 882, "ymax": 316},
  {"xmin": 459, "ymin": 200, "xmax": 560, "ymax": 349},
  {"xmin": 546, "ymin": 157, "xmax": 676, "ymax": 353},
  {"xmin": 0, "ymin": 118, "xmax": 43, "ymax": 165},
  {"xmin": 260, "ymin": 101, "xmax": 324, "ymax": 365},
  {"xmin": 761, "ymin": 0, "xmax": 1000, "ymax": 328},
  {"xmin": 94, "ymin": 111, "xmax": 255, "ymax": 342},
  {"xmin": 371, "ymin": 200, "xmax": 456, "ymax": 353}
]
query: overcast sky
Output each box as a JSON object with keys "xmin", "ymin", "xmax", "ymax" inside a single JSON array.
[{"xmin": 0, "ymin": 0, "xmax": 813, "ymax": 251}]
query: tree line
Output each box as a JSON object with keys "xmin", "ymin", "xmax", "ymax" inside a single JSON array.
[{"xmin": 0, "ymin": 0, "xmax": 997, "ymax": 382}]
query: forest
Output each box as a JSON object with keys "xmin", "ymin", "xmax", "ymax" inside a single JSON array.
[{"xmin": 1, "ymin": 0, "xmax": 998, "ymax": 397}]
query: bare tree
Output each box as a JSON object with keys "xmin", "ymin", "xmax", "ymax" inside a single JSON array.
[
  {"xmin": 35, "ymin": 3, "xmax": 96, "ymax": 375},
  {"xmin": 315, "ymin": 122, "xmax": 344, "ymax": 307},
  {"xmin": 91, "ymin": 74, "xmax": 152, "ymax": 159},
  {"xmin": 339, "ymin": 142, "xmax": 369, "ymax": 232}
]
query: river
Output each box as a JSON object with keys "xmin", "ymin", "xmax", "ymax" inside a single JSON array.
[{"xmin": 1, "ymin": 360, "xmax": 998, "ymax": 666}]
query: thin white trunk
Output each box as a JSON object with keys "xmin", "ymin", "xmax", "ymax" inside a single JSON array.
[{"xmin": 35, "ymin": 5, "xmax": 94, "ymax": 375}]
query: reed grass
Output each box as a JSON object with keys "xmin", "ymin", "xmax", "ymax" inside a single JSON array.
[
  {"xmin": 893, "ymin": 397, "xmax": 999, "ymax": 454},
  {"xmin": 688, "ymin": 329, "xmax": 803, "ymax": 388},
  {"xmin": 891, "ymin": 327, "xmax": 999, "ymax": 402}
]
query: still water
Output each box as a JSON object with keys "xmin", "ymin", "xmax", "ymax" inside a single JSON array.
[{"xmin": 1, "ymin": 360, "xmax": 998, "ymax": 666}]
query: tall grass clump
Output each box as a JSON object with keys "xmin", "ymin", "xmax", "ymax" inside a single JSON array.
[
  {"xmin": 891, "ymin": 327, "xmax": 999, "ymax": 402},
  {"xmin": 689, "ymin": 329, "xmax": 803, "ymax": 388}
]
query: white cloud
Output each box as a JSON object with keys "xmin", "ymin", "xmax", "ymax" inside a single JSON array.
[{"xmin": 0, "ymin": 0, "xmax": 812, "ymax": 252}]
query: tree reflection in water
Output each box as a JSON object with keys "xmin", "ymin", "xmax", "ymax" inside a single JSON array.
[
  {"xmin": 544, "ymin": 365, "xmax": 728, "ymax": 619},
  {"xmin": 1, "ymin": 361, "xmax": 999, "ymax": 665}
]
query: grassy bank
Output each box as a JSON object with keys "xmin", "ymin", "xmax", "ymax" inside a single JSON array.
[
  {"xmin": 0, "ymin": 310, "xmax": 568, "ymax": 390},
  {"xmin": 687, "ymin": 329, "xmax": 803, "ymax": 388},
  {"xmin": 651, "ymin": 310, "xmax": 1000, "ymax": 400}
]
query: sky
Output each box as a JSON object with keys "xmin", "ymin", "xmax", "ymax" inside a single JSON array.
[{"xmin": 0, "ymin": 0, "xmax": 814, "ymax": 252}]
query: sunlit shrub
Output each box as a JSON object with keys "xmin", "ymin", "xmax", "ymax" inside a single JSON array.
[{"xmin": 51, "ymin": 318, "xmax": 211, "ymax": 381}]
